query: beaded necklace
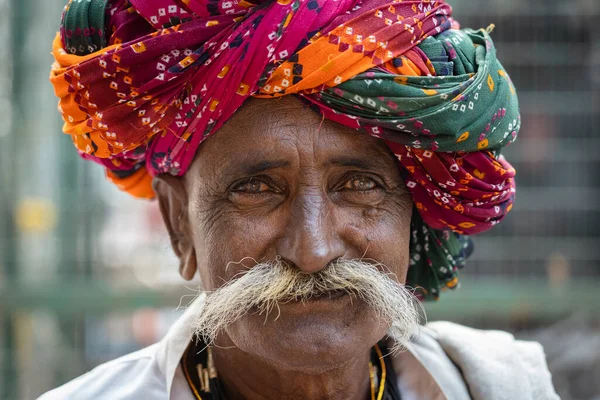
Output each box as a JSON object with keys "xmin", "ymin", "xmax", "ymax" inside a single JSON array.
[{"xmin": 181, "ymin": 339, "xmax": 402, "ymax": 400}]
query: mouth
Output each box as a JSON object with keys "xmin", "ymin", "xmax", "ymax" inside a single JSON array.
[
  {"xmin": 308, "ymin": 289, "xmax": 349, "ymax": 300},
  {"xmin": 248, "ymin": 290, "xmax": 355, "ymax": 315},
  {"xmin": 249, "ymin": 290, "xmax": 355, "ymax": 315},
  {"xmin": 288, "ymin": 289, "xmax": 351, "ymax": 303}
]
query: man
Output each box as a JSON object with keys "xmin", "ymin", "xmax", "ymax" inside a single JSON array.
[{"xmin": 42, "ymin": 0, "xmax": 558, "ymax": 398}]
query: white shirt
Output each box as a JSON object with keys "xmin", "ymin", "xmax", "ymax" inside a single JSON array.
[
  {"xmin": 38, "ymin": 295, "xmax": 201, "ymax": 400},
  {"xmin": 39, "ymin": 294, "xmax": 558, "ymax": 400}
]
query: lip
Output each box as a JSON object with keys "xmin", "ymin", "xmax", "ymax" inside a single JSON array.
[
  {"xmin": 305, "ymin": 289, "xmax": 348, "ymax": 301},
  {"xmin": 284, "ymin": 289, "xmax": 351, "ymax": 305},
  {"xmin": 250, "ymin": 290, "xmax": 354, "ymax": 316}
]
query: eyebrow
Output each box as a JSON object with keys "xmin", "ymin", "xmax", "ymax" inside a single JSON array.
[
  {"xmin": 228, "ymin": 159, "xmax": 291, "ymax": 177},
  {"xmin": 219, "ymin": 154, "xmax": 392, "ymax": 181},
  {"xmin": 325, "ymin": 156, "xmax": 391, "ymax": 171}
]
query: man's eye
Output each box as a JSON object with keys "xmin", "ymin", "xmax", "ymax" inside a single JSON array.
[
  {"xmin": 231, "ymin": 179, "xmax": 273, "ymax": 194},
  {"xmin": 341, "ymin": 176, "xmax": 378, "ymax": 191}
]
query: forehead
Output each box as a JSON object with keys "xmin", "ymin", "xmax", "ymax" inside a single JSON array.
[{"xmin": 187, "ymin": 96, "xmax": 397, "ymax": 178}]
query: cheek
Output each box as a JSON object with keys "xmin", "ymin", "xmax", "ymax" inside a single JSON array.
[
  {"xmin": 191, "ymin": 206, "xmax": 285, "ymax": 291},
  {"xmin": 342, "ymin": 200, "xmax": 412, "ymax": 282}
]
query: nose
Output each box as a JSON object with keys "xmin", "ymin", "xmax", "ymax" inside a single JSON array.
[{"xmin": 277, "ymin": 189, "xmax": 345, "ymax": 274}]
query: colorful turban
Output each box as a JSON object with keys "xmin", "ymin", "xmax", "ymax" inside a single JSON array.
[{"xmin": 50, "ymin": 0, "xmax": 519, "ymax": 300}]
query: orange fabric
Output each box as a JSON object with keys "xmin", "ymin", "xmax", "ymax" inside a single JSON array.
[
  {"xmin": 258, "ymin": 29, "xmax": 431, "ymax": 97},
  {"xmin": 106, "ymin": 168, "xmax": 155, "ymax": 199},
  {"xmin": 50, "ymin": 34, "xmax": 123, "ymax": 158}
]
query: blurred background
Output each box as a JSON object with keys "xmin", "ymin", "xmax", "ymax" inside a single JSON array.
[{"xmin": 0, "ymin": 0, "xmax": 599, "ymax": 398}]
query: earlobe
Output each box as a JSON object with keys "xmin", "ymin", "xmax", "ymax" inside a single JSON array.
[
  {"xmin": 180, "ymin": 247, "xmax": 198, "ymax": 281},
  {"xmin": 153, "ymin": 174, "xmax": 197, "ymax": 280}
]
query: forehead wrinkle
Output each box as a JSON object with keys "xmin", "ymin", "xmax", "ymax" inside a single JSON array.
[
  {"xmin": 209, "ymin": 128, "xmax": 302, "ymax": 183},
  {"xmin": 230, "ymin": 114, "xmax": 396, "ymax": 177},
  {"xmin": 308, "ymin": 119, "xmax": 399, "ymax": 173},
  {"xmin": 190, "ymin": 96, "xmax": 400, "ymax": 187}
]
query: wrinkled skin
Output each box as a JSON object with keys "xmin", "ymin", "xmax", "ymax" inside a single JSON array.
[{"xmin": 155, "ymin": 96, "xmax": 413, "ymax": 400}]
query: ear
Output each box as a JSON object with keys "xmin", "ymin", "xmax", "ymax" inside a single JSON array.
[{"xmin": 153, "ymin": 174, "xmax": 197, "ymax": 281}]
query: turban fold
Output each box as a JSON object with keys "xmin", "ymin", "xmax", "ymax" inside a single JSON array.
[{"xmin": 50, "ymin": 0, "xmax": 519, "ymax": 300}]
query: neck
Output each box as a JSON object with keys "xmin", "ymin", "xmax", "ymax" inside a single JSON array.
[{"xmin": 211, "ymin": 335, "xmax": 372, "ymax": 400}]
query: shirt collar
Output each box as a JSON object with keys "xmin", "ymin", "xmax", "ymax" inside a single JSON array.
[{"xmin": 156, "ymin": 293, "xmax": 207, "ymax": 398}]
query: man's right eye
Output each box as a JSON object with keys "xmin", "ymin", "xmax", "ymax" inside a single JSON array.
[
  {"xmin": 228, "ymin": 177, "xmax": 284, "ymax": 207},
  {"xmin": 231, "ymin": 178, "xmax": 272, "ymax": 194}
]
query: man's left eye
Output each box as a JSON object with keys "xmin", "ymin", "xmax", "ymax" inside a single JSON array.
[{"xmin": 341, "ymin": 176, "xmax": 379, "ymax": 191}]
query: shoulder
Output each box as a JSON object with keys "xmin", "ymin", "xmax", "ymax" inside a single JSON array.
[
  {"xmin": 422, "ymin": 321, "xmax": 560, "ymax": 400},
  {"xmin": 37, "ymin": 344, "xmax": 167, "ymax": 400}
]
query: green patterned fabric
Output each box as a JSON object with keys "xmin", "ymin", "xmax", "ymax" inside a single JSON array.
[
  {"xmin": 60, "ymin": 0, "xmax": 109, "ymax": 55},
  {"xmin": 408, "ymin": 211, "xmax": 473, "ymax": 300},
  {"xmin": 318, "ymin": 28, "xmax": 519, "ymax": 153}
]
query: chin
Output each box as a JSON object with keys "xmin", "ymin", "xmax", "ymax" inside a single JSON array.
[{"xmin": 226, "ymin": 298, "xmax": 390, "ymax": 373}]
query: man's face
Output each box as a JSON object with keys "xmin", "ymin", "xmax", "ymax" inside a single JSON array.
[{"xmin": 159, "ymin": 96, "xmax": 413, "ymax": 371}]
